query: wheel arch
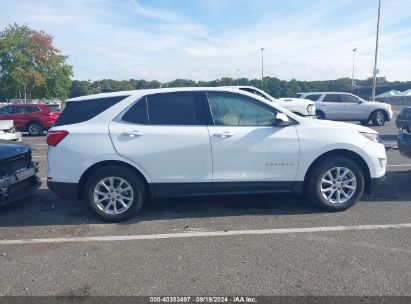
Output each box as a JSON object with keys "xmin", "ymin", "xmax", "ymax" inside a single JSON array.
[
  {"xmin": 78, "ymin": 160, "xmax": 151, "ymax": 200},
  {"xmin": 303, "ymin": 149, "xmax": 371, "ymax": 192},
  {"xmin": 315, "ymin": 109, "xmax": 326, "ymax": 119},
  {"xmin": 368, "ymin": 109, "xmax": 388, "ymax": 121},
  {"xmin": 25, "ymin": 120, "xmax": 44, "ymax": 130}
]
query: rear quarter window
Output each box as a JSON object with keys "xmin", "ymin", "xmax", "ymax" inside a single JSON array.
[{"xmin": 54, "ymin": 95, "xmax": 129, "ymax": 126}]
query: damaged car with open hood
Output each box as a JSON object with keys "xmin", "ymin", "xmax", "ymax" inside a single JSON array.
[{"xmin": 0, "ymin": 141, "xmax": 40, "ymax": 206}]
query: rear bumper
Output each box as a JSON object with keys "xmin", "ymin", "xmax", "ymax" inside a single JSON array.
[
  {"xmin": 367, "ymin": 175, "xmax": 386, "ymax": 193},
  {"xmin": 48, "ymin": 181, "xmax": 80, "ymax": 200}
]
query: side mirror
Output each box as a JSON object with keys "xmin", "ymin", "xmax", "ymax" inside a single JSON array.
[{"xmin": 275, "ymin": 113, "xmax": 292, "ymax": 127}]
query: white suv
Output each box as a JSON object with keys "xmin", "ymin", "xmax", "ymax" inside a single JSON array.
[
  {"xmin": 296, "ymin": 92, "xmax": 393, "ymax": 126},
  {"xmin": 228, "ymin": 86, "xmax": 316, "ymax": 117},
  {"xmin": 47, "ymin": 88, "xmax": 386, "ymax": 221}
]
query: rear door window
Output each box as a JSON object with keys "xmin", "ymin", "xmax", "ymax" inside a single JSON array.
[
  {"xmin": 323, "ymin": 94, "xmax": 341, "ymax": 102},
  {"xmin": 147, "ymin": 92, "xmax": 204, "ymax": 125},
  {"xmin": 122, "ymin": 98, "xmax": 148, "ymax": 124},
  {"xmin": 304, "ymin": 94, "xmax": 322, "ymax": 101},
  {"xmin": 54, "ymin": 95, "xmax": 129, "ymax": 126}
]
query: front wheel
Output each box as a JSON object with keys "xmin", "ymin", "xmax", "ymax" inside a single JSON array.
[
  {"xmin": 306, "ymin": 157, "xmax": 364, "ymax": 211},
  {"xmin": 316, "ymin": 111, "xmax": 326, "ymax": 120},
  {"xmin": 85, "ymin": 166, "xmax": 146, "ymax": 222},
  {"xmin": 371, "ymin": 110, "xmax": 386, "ymax": 126}
]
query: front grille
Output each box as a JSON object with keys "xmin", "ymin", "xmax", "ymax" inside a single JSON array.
[{"xmin": 0, "ymin": 153, "xmax": 30, "ymax": 175}]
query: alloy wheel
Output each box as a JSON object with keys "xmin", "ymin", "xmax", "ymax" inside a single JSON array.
[
  {"xmin": 93, "ymin": 176, "xmax": 134, "ymax": 215},
  {"xmin": 320, "ymin": 167, "xmax": 357, "ymax": 204}
]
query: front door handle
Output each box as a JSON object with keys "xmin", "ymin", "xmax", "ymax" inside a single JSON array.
[
  {"xmin": 214, "ymin": 131, "xmax": 234, "ymax": 138},
  {"xmin": 122, "ymin": 130, "xmax": 143, "ymax": 137}
]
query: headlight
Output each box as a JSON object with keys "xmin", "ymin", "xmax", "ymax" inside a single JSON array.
[
  {"xmin": 306, "ymin": 104, "xmax": 315, "ymax": 115},
  {"xmin": 361, "ymin": 132, "xmax": 382, "ymax": 143}
]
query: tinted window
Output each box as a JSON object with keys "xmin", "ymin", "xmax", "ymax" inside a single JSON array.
[
  {"xmin": 12, "ymin": 106, "xmax": 26, "ymax": 114},
  {"xmin": 147, "ymin": 92, "xmax": 203, "ymax": 125},
  {"xmin": 0, "ymin": 106, "xmax": 13, "ymax": 114},
  {"xmin": 295, "ymin": 93, "xmax": 302, "ymax": 98},
  {"xmin": 323, "ymin": 94, "xmax": 341, "ymax": 102},
  {"xmin": 239, "ymin": 88, "xmax": 270, "ymax": 101},
  {"xmin": 54, "ymin": 95, "xmax": 129, "ymax": 126},
  {"xmin": 122, "ymin": 98, "xmax": 148, "ymax": 124},
  {"xmin": 207, "ymin": 92, "xmax": 276, "ymax": 126},
  {"xmin": 47, "ymin": 105, "xmax": 61, "ymax": 112},
  {"xmin": 25, "ymin": 106, "xmax": 40, "ymax": 113},
  {"xmin": 341, "ymin": 94, "xmax": 361, "ymax": 103},
  {"xmin": 304, "ymin": 94, "xmax": 322, "ymax": 101}
]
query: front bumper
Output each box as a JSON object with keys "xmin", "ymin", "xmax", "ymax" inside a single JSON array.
[
  {"xmin": 387, "ymin": 108, "xmax": 394, "ymax": 121},
  {"xmin": 0, "ymin": 178, "xmax": 41, "ymax": 207},
  {"xmin": 398, "ymin": 129, "xmax": 411, "ymax": 159},
  {"xmin": 0, "ymin": 131, "xmax": 22, "ymax": 142}
]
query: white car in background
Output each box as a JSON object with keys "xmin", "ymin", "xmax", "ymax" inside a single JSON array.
[
  {"xmin": 0, "ymin": 120, "xmax": 22, "ymax": 142},
  {"xmin": 228, "ymin": 86, "xmax": 316, "ymax": 117},
  {"xmin": 296, "ymin": 92, "xmax": 393, "ymax": 126}
]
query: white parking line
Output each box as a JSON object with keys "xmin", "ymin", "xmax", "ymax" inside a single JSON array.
[
  {"xmin": 32, "ymin": 155, "xmax": 47, "ymax": 158},
  {"xmin": 387, "ymin": 164, "xmax": 411, "ymax": 167},
  {"xmin": 0, "ymin": 223, "xmax": 410, "ymax": 245}
]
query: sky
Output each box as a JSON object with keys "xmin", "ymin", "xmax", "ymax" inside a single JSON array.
[{"xmin": 1, "ymin": 0, "xmax": 410, "ymax": 82}]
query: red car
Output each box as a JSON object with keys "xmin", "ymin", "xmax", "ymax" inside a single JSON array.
[{"xmin": 0, "ymin": 104, "xmax": 60, "ymax": 136}]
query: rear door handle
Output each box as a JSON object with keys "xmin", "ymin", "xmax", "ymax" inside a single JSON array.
[
  {"xmin": 214, "ymin": 131, "xmax": 234, "ymax": 138},
  {"xmin": 122, "ymin": 130, "xmax": 143, "ymax": 137}
]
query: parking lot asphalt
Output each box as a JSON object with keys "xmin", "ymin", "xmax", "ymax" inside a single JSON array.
[{"xmin": 0, "ymin": 115, "xmax": 410, "ymax": 296}]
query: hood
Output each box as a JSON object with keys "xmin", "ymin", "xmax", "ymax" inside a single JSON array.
[
  {"xmin": 313, "ymin": 119, "xmax": 378, "ymax": 134},
  {"xmin": 0, "ymin": 120, "xmax": 14, "ymax": 130},
  {"xmin": 363, "ymin": 101, "xmax": 391, "ymax": 109},
  {"xmin": 0, "ymin": 142, "xmax": 31, "ymax": 160}
]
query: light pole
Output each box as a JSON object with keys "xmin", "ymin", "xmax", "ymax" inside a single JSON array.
[
  {"xmin": 261, "ymin": 48, "xmax": 265, "ymax": 90},
  {"xmin": 372, "ymin": 0, "xmax": 381, "ymax": 101},
  {"xmin": 351, "ymin": 48, "xmax": 357, "ymax": 93},
  {"xmin": 236, "ymin": 68, "xmax": 240, "ymax": 86}
]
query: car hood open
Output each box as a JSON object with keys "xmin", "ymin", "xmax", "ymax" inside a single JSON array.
[
  {"xmin": 313, "ymin": 119, "xmax": 378, "ymax": 134},
  {"xmin": 0, "ymin": 142, "xmax": 30, "ymax": 160}
]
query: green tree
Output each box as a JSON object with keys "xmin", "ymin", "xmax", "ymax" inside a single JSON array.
[{"xmin": 0, "ymin": 24, "xmax": 73, "ymax": 101}]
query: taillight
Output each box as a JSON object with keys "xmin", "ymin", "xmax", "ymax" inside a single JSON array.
[{"xmin": 47, "ymin": 130, "xmax": 69, "ymax": 146}]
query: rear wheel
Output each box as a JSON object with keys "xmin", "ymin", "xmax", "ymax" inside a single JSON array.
[
  {"xmin": 307, "ymin": 157, "xmax": 364, "ymax": 211},
  {"xmin": 27, "ymin": 122, "xmax": 43, "ymax": 136},
  {"xmin": 85, "ymin": 166, "xmax": 146, "ymax": 222},
  {"xmin": 360, "ymin": 120, "xmax": 369, "ymax": 126},
  {"xmin": 371, "ymin": 110, "xmax": 386, "ymax": 126}
]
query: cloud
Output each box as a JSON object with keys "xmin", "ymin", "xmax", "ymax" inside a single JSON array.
[{"xmin": 0, "ymin": 0, "xmax": 409, "ymax": 81}]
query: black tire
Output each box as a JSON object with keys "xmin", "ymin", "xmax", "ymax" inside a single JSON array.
[
  {"xmin": 85, "ymin": 166, "xmax": 146, "ymax": 222},
  {"xmin": 360, "ymin": 120, "xmax": 369, "ymax": 126},
  {"xmin": 306, "ymin": 157, "xmax": 364, "ymax": 211},
  {"xmin": 371, "ymin": 110, "xmax": 386, "ymax": 126},
  {"xmin": 27, "ymin": 122, "xmax": 43, "ymax": 136},
  {"xmin": 316, "ymin": 111, "xmax": 326, "ymax": 120}
]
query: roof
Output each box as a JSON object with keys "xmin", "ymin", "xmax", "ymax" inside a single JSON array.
[
  {"xmin": 66, "ymin": 87, "xmax": 247, "ymax": 102},
  {"xmin": 298, "ymin": 92, "xmax": 356, "ymax": 95}
]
